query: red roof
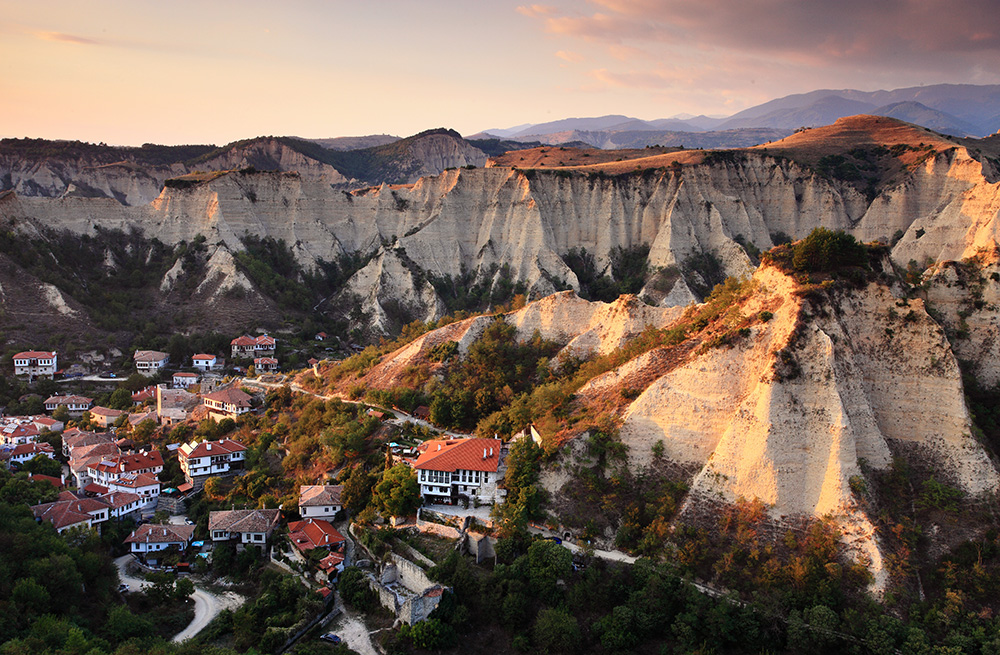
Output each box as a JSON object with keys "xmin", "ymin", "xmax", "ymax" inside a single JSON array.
[
  {"xmin": 118, "ymin": 450, "xmax": 164, "ymax": 472},
  {"xmin": 14, "ymin": 351, "xmax": 55, "ymax": 359},
  {"xmin": 27, "ymin": 473, "xmax": 63, "ymax": 488},
  {"xmin": 231, "ymin": 335, "xmax": 256, "ymax": 346},
  {"xmin": 287, "ymin": 518, "xmax": 346, "ymax": 553},
  {"xmin": 10, "ymin": 442, "xmax": 53, "ymax": 458},
  {"xmin": 413, "ymin": 438, "xmax": 502, "ymax": 473},
  {"xmin": 192, "ymin": 354, "xmax": 216, "ymax": 361},
  {"xmin": 179, "ymin": 438, "xmax": 246, "ymax": 460},
  {"xmin": 84, "ymin": 483, "xmax": 109, "ymax": 494},
  {"xmin": 174, "ymin": 372, "xmax": 198, "ymax": 378},
  {"xmin": 253, "ymin": 357, "xmax": 278, "ymax": 365},
  {"xmin": 318, "ymin": 552, "xmax": 345, "ymax": 571}
]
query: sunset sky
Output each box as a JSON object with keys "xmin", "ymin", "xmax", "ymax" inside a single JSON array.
[{"xmin": 3, "ymin": 0, "xmax": 999, "ymax": 146}]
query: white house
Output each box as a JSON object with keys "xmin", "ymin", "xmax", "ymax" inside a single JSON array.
[
  {"xmin": 192, "ymin": 354, "xmax": 218, "ymax": 371},
  {"xmin": 6, "ymin": 441, "xmax": 55, "ymax": 467},
  {"xmin": 208, "ymin": 509, "xmax": 280, "ymax": 544},
  {"xmin": 202, "ymin": 387, "xmax": 253, "ymax": 420},
  {"xmin": 32, "ymin": 496, "xmax": 110, "ymax": 533},
  {"xmin": 125, "ymin": 524, "xmax": 195, "ymax": 562},
  {"xmin": 178, "ymin": 438, "xmax": 247, "ymax": 485},
  {"xmin": 253, "ymin": 357, "xmax": 278, "ymax": 372},
  {"xmin": 107, "ymin": 472, "xmax": 161, "ymax": 509},
  {"xmin": 100, "ymin": 491, "xmax": 143, "ymax": 520},
  {"xmin": 133, "ymin": 350, "xmax": 169, "ymax": 375},
  {"xmin": 231, "ymin": 334, "xmax": 276, "ymax": 359},
  {"xmin": 13, "ymin": 351, "xmax": 57, "ymax": 378},
  {"xmin": 1, "ymin": 420, "xmax": 40, "ymax": 446},
  {"xmin": 44, "ymin": 395, "xmax": 93, "ymax": 416},
  {"xmin": 412, "ymin": 438, "xmax": 504, "ymax": 505},
  {"xmin": 298, "ymin": 484, "xmax": 343, "ymax": 518}
]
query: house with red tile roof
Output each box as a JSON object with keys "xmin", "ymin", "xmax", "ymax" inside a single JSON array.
[
  {"xmin": 4, "ymin": 441, "xmax": 55, "ymax": 468},
  {"xmin": 87, "ymin": 449, "xmax": 164, "ymax": 487},
  {"xmin": 88, "ymin": 406, "xmax": 123, "ymax": 429},
  {"xmin": 412, "ymin": 438, "xmax": 505, "ymax": 505},
  {"xmin": 202, "ymin": 386, "xmax": 253, "ymax": 420},
  {"xmin": 13, "ymin": 351, "xmax": 57, "ymax": 378},
  {"xmin": 253, "ymin": 357, "xmax": 278, "ymax": 372},
  {"xmin": 287, "ymin": 518, "xmax": 346, "ymax": 558},
  {"xmin": 125, "ymin": 524, "xmax": 195, "ymax": 563},
  {"xmin": 132, "ymin": 386, "xmax": 156, "ymax": 404},
  {"xmin": 32, "ymin": 416, "xmax": 63, "ymax": 432},
  {"xmin": 178, "ymin": 438, "xmax": 247, "ymax": 486},
  {"xmin": 0, "ymin": 420, "xmax": 40, "ymax": 446},
  {"xmin": 106, "ymin": 472, "xmax": 161, "ymax": 508},
  {"xmin": 231, "ymin": 334, "xmax": 276, "ymax": 359},
  {"xmin": 317, "ymin": 552, "xmax": 346, "ymax": 582},
  {"xmin": 192, "ymin": 353, "xmax": 218, "ymax": 371},
  {"xmin": 32, "ymin": 496, "xmax": 110, "ymax": 533},
  {"xmin": 208, "ymin": 508, "xmax": 280, "ymax": 545}
]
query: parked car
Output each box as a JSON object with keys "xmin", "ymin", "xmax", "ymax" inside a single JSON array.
[
  {"xmin": 118, "ymin": 584, "xmax": 129, "ymax": 593},
  {"xmin": 319, "ymin": 633, "xmax": 341, "ymax": 644}
]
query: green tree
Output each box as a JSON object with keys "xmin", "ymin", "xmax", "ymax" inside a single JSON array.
[
  {"xmin": 52, "ymin": 404, "xmax": 70, "ymax": 423},
  {"xmin": 534, "ymin": 607, "xmax": 581, "ymax": 653},
  {"xmin": 373, "ymin": 464, "xmax": 420, "ymax": 518},
  {"xmin": 108, "ymin": 387, "xmax": 132, "ymax": 410},
  {"xmin": 21, "ymin": 454, "xmax": 61, "ymax": 478}
]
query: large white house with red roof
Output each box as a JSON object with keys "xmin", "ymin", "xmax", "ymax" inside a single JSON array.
[
  {"xmin": 13, "ymin": 351, "xmax": 57, "ymax": 378},
  {"xmin": 231, "ymin": 334, "xmax": 276, "ymax": 358},
  {"xmin": 412, "ymin": 438, "xmax": 505, "ymax": 505},
  {"xmin": 192, "ymin": 353, "xmax": 218, "ymax": 371},
  {"xmin": 173, "ymin": 371, "xmax": 199, "ymax": 388},
  {"xmin": 178, "ymin": 438, "xmax": 247, "ymax": 486},
  {"xmin": 3, "ymin": 442, "xmax": 55, "ymax": 468}
]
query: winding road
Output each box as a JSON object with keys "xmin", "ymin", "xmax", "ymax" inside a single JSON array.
[{"xmin": 114, "ymin": 555, "xmax": 243, "ymax": 643}]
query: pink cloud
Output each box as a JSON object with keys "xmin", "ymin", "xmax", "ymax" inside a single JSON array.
[{"xmin": 37, "ymin": 31, "xmax": 101, "ymax": 46}]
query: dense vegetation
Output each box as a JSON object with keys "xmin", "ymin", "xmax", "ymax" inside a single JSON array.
[
  {"xmin": 0, "ymin": 137, "xmax": 216, "ymax": 166},
  {"xmin": 562, "ymin": 244, "xmax": 650, "ymax": 302}
]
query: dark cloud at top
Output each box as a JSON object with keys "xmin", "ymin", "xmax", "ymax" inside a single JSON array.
[{"xmin": 530, "ymin": 0, "xmax": 1000, "ymax": 83}]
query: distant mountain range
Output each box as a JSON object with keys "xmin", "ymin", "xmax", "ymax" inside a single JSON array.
[{"xmin": 477, "ymin": 83, "xmax": 1000, "ymax": 145}]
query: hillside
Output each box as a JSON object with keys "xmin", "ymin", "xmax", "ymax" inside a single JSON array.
[{"xmin": 309, "ymin": 237, "xmax": 1000, "ymax": 591}]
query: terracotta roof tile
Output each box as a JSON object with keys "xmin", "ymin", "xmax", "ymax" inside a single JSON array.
[{"xmin": 413, "ymin": 438, "xmax": 501, "ymax": 473}]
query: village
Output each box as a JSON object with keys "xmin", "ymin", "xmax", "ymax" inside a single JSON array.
[{"xmin": 1, "ymin": 334, "xmax": 544, "ymax": 653}]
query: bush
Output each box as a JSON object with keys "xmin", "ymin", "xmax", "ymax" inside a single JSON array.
[{"xmin": 791, "ymin": 228, "xmax": 868, "ymax": 273}]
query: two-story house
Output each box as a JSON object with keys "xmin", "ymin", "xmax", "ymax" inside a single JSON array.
[
  {"xmin": 32, "ymin": 495, "xmax": 110, "ymax": 533},
  {"xmin": 44, "ymin": 395, "xmax": 93, "ymax": 416},
  {"xmin": 231, "ymin": 334, "xmax": 276, "ymax": 359},
  {"xmin": 202, "ymin": 387, "xmax": 253, "ymax": 421},
  {"xmin": 208, "ymin": 508, "xmax": 280, "ymax": 545},
  {"xmin": 191, "ymin": 354, "xmax": 218, "ymax": 371},
  {"xmin": 133, "ymin": 350, "xmax": 170, "ymax": 375},
  {"xmin": 413, "ymin": 438, "xmax": 504, "ymax": 505},
  {"xmin": 178, "ymin": 438, "xmax": 247, "ymax": 487},
  {"xmin": 88, "ymin": 406, "xmax": 123, "ymax": 429},
  {"xmin": 253, "ymin": 357, "xmax": 278, "ymax": 372},
  {"xmin": 13, "ymin": 351, "xmax": 57, "ymax": 378}
]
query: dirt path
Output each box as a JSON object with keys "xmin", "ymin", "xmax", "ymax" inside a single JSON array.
[
  {"xmin": 172, "ymin": 587, "xmax": 243, "ymax": 643},
  {"xmin": 115, "ymin": 555, "xmax": 244, "ymax": 643}
]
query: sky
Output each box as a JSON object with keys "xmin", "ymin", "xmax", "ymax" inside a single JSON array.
[{"xmin": 2, "ymin": 0, "xmax": 1000, "ymax": 146}]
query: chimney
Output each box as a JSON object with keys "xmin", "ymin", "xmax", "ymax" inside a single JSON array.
[
  {"xmin": 437, "ymin": 444, "xmax": 441, "ymax": 451},
  {"xmin": 207, "ymin": 443, "xmax": 212, "ymax": 451},
  {"xmin": 490, "ymin": 447, "xmax": 493, "ymax": 457},
  {"xmin": 483, "ymin": 448, "xmax": 487, "ymax": 460}
]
